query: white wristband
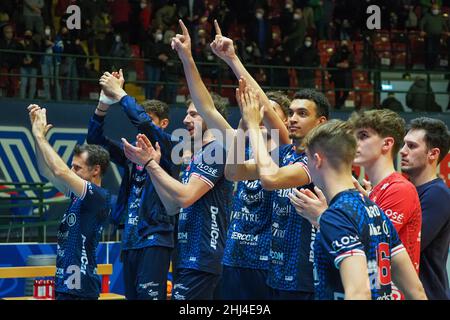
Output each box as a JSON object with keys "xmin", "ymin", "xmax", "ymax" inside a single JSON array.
[{"xmin": 99, "ymin": 91, "xmax": 119, "ymax": 105}]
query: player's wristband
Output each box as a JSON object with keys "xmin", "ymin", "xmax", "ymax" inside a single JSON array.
[
  {"xmin": 144, "ymin": 158, "xmax": 154, "ymax": 168},
  {"xmin": 96, "ymin": 107, "xmax": 108, "ymax": 113},
  {"xmin": 99, "ymin": 90, "xmax": 119, "ymax": 105}
]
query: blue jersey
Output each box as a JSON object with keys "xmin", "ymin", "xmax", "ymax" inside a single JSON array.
[
  {"xmin": 416, "ymin": 178, "xmax": 450, "ymax": 300},
  {"xmin": 176, "ymin": 140, "xmax": 233, "ymax": 275},
  {"xmin": 122, "ymin": 165, "xmax": 159, "ymax": 250},
  {"xmin": 267, "ymin": 144, "xmax": 315, "ymax": 292},
  {"xmin": 314, "ymin": 189, "xmax": 405, "ymax": 300},
  {"xmin": 223, "ymin": 145, "xmax": 273, "ymax": 270},
  {"xmin": 55, "ymin": 182, "xmax": 110, "ymax": 298}
]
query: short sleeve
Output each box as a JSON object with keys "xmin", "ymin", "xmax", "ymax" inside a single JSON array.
[
  {"xmin": 319, "ymin": 209, "xmax": 366, "ymax": 269},
  {"xmin": 375, "ymin": 181, "xmax": 420, "ymax": 233},
  {"xmin": 386, "ymin": 217, "xmax": 406, "ymax": 257},
  {"xmin": 190, "ymin": 142, "xmax": 226, "ymax": 189},
  {"xmin": 80, "ymin": 182, "xmax": 108, "ymax": 213}
]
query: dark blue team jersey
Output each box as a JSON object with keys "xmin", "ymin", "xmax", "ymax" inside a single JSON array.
[
  {"xmin": 314, "ymin": 189, "xmax": 405, "ymax": 300},
  {"xmin": 223, "ymin": 145, "xmax": 273, "ymax": 270},
  {"xmin": 176, "ymin": 140, "xmax": 233, "ymax": 275},
  {"xmin": 267, "ymin": 144, "xmax": 316, "ymax": 292},
  {"xmin": 416, "ymin": 178, "xmax": 450, "ymax": 300},
  {"xmin": 55, "ymin": 182, "xmax": 110, "ymax": 298},
  {"xmin": 122, "ymin": 165, "xmax": 159, "ymax": 250}
]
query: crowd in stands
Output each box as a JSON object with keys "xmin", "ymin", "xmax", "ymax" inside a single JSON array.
[{"xmin": 0, "ymin": 0, "xmax": 449, "ymax": 109}]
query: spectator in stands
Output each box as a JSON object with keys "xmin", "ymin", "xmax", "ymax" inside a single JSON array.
[
  {"xmin": 153, "ymin": 2, "xmax": 178, "ymax": 30},
  {"xmin": 23, "ymin": 0, "xmax": 45, "ymax": 41},
  {"xmin": 0, "ymin": 9, "xmax": 10, "ymax": 25},
  {"xmin": 420, "ymin": 3, "xmax": 449, "ymax": 69},
  {"xmin": 142, "ymin": 27, "xmax": 168, "ymax": 99},
  {"xmin": 248, "ymin": 7, "xmax": 272, "ymax": 59},
  {"xmin": 139, "ymin": 0, "xmax": 153, "ymax": 43},
  {"xmin": 309, "ymin": 0, "xmax": 326, "ymax": 40},
  {"xmin": 302, "ymin": 3, "xmax": 316, "ymax": 33},
  {"xmin": 283, "ymin": 7, "xmax": 306, "ymax": 59},
  {"xmin": 0, "ymin": 24, "xmax": 20, "ymax": 97},
  {"xmin": 420, "ymin": 0, "xmax": 443, "ymax": 15},
  {"xmin": 0, "ymin": 1, "xmax": 14, "ymax": 24},
  {"xmin": 398, "ymin": 3, "xmax": 418, "ymax": 30},
  {"xmin": 179, "ymin": 0, "xmax": 205, "ymax": 46},
  {"xmin": 267, "ymin": 43, "xmax": 290, "ymax": 88},
  {"xmin": 111, "ymin": 0, "xmax": 131, "ymax": 38},
  {"xmin": 320, "ymin": 0, "xmax": 335, "ymax": 40},
  {"xmin": 236, "ymin": 36, "xmax": 262, "ymax": 64},
  {"xmin": 406, "ymin": 76, "xmax": 441, "ymax": 112},
  {"xmin": 108, "ymin": 33, "xmax": 131, "ymax": 72},
  {"xmin": 279, "ymin": 0, "xmax": 295, "ymax": 40},
  {"xmin": 381, "ymin": 92, "xmax": 404, "ymax": 112},
  {"xmin": 19, "ymin": 29, "xmax": 40, "ymax": 99},
  {"xmin": 41, "ymin": 25, "xmax": 61, "ymax": 100},
  {"xmin": 59, "ymin": 27, "xmax": 85, "ymax": 100},
  {"xmin": 207, "ymin": 1, "xmax": 232, "ymax": 37},
  {"xmin": 327, "ymin": 39, "xmax": 355, "ymax": 109},
  {"xmin": 93, "ymin": 12, "xmax": 113, "ymax": 72},
  {"xmin": 78, "ymin": 0, "xmax": 106, "ymax": 58},
  {"xmin": 161, "ymin": 30, "xmax": 179, "ymax": 104},
  {"xmin": 295, "ymin": 35, "xmax": 320, "ymax": 89}
]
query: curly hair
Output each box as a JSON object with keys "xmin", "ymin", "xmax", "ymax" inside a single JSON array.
[
  {"xmin": 293, "ymin": 89, "xmax": 330, "ymax": 119},
  {"xmin": 141, "ymin": 99, "xmax": 170, "ymax": 120},
  {"xmin": 349, "ymin": 109, "xmax": 406, "ymax": 156}
]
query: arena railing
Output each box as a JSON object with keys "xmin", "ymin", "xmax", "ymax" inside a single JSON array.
[{"xmin": 0, "ymin": 48, "xmax": 448, "ymax": 107}]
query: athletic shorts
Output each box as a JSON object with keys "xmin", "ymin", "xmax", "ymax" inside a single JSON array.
[
  {"xmin": 122, "ymin": 246, "xmax": 172, "ymax": 300},
  {"xmin": 172, "ymin": 268, "xmax": 220, "ymax": 300},
  {"xmin": 217, "ymin": 265, "xmax": 271, "ymax": 300}
]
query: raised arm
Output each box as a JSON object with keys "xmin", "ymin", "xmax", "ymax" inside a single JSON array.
[
  {"xmin": 29, "ymin": 105, "xmax": 86, "ymax": 197},
  {"xmin": 172, "ymin": 19, "xmax": 233, "ymax": 146},
  {"xmin": 99, "ymin": 70, "xmax": 175, "ymax": 157},
  {"xmin": 29, "ymin": 104, "xmax": 68, "ymax": 193},
  {"xmin": 238, "ymin": 86, "xmax": 310, "ymax": 190},
  {"xmin": 224, "ymin": 118, "xmax": 259, "ymax": 182},
  {"xmin": 211, "ymin": 20, "xmax": 290, "ymax": 144}
]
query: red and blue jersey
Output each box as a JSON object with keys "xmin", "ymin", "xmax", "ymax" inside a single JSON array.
[
  {"xmin": 223, "ymin": 145, "xmax": 273, "ymax": 270},
  {"xmin": 267, "ymin": 144, "xmax": 315, "ymax": 292},
  {"xmin": 314, "ymin": 189, "xmax": 405, "ymax": 300},
  {"xmin": 176, "ymin": 140, "xmax": 233, "ymax": 275},
  {"xmin": 55, "ymin": 182, "xmax": 110, "ymax": 298},
  {"xmin": 122, "ymin": 165, "xmax": 162, "ymax": 250}
]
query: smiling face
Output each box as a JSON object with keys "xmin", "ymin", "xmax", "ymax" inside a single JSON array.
[
  {"xmin": 183, "ymin": 103, "xmax": 206, "ymax": 141},
  {"xmin": 353, "ymin": 127, "xmax": 385, "ymax": 167},
  {"xmin": 288, "ymin": 99, "xmax": 323, "ymax": 141},
  {"xmin": 400, "ymin": 129, "xmax": 430, "ymax": 175}
]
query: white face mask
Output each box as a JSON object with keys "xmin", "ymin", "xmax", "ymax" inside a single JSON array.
[
  {"xmin": 140, "ymin": 3, "xmax": 147, "ymax": 9},
  {"xmin": 45, "ymin": 28, "xmax": 51, "ymax": 36},
  {"xmin": 256, "ymin": 13, "xmax": 263, "ymax": 20},
  {"xmin": 305, "ymin": 41, "xmax": 312, "ymax": 48},
  {"xmin": 246, "ymin": 46, "xmax": 253, "ymax": 53},
  {"xmin": 432, "ymin": 9, "xmax": 439, "ymax": 15},
  {"xmin": 294, "ymin": 14, "xmax": 301, "ymax": 20},
  {"xmin": 155, "ymin": 33, "xmax": 163, "ymax": 41},
  {"xmin": 115, "ymin": 35, "xmax": 121, "ymax": 42}
]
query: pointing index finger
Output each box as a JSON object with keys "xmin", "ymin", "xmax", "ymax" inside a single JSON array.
[
  {"xmin": 179, "ymin": 19, "xmax": 189, "ymax": 37},
  {"xmin": 214, "ymin": 20, "xmax": 222, "ymax": 36}
]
